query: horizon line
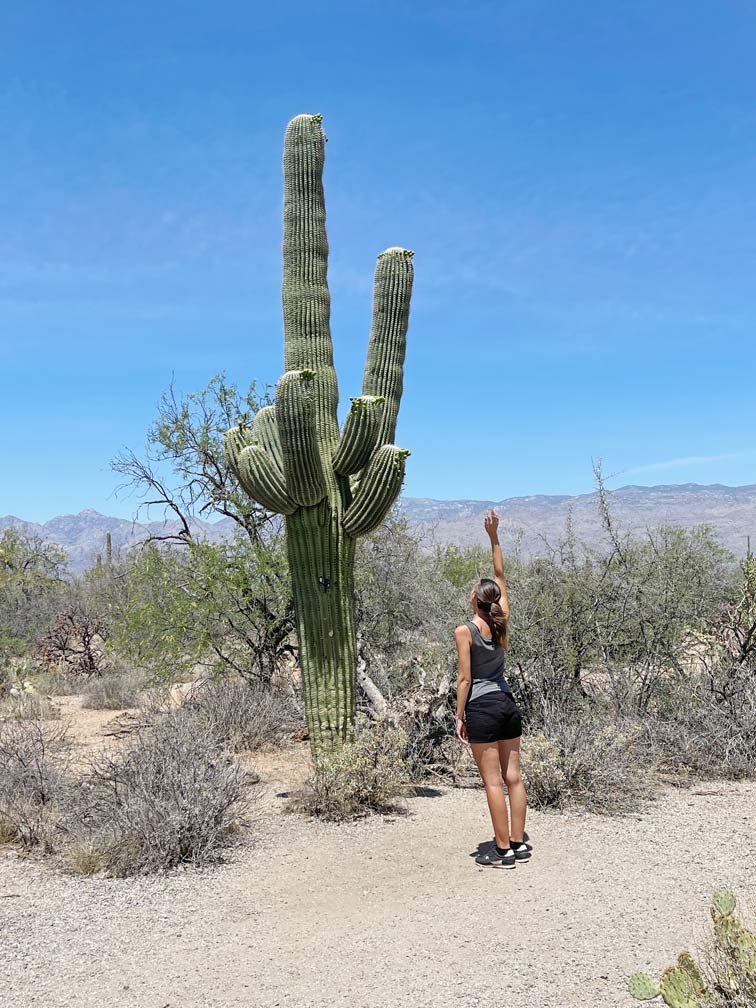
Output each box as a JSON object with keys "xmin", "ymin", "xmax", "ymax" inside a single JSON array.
[{"xmin": 2, "ymin": 479, "xmax": 755, "ymax": 527}]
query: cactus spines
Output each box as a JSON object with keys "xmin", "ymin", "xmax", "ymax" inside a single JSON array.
[
  {"xmin": 712, "ymin": 890, "xmax": 737, "ymax": 918},
  {"xmin": 237, "ymin": 445, "xmax": 297, "ymax": 515},
  {"xmin": 226, "ymin": 114, "xmax": 413, "ymax": 754},
  {"xmin": 676, "ymin": 953, "xmax": 705, "ymax": 992},
  {"xmin": 251, "ymin": 405, "xmax": 284, "ymax": 470},
  {"xmin": 224, "ymin": 424, "xmax": 256, "ymax": 474},
  {"xmin": 275, "ymin": 370, "xmax": 327, "ymax": 506},
  {"xmin": 362, "ymin": 247, "xmax": 414, "ymax": 450},
  {"xmin": 332, "ymin": 396, "xmax": 385, "ymax": 475},
  {"xmin": 343, "ymin": 444, "xmax": 411, "ymax": 538},
  {"xmin": 659, "ymin": 965, "xmax": 704, "ymax": 1008},
  {"xmin": 629, "ymin": 972, "xmax": 661, "ymax": 1001}
]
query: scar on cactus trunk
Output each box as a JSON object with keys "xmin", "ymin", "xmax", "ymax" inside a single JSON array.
[{"xmin": 225, "ymin": 113, "xmax": 413, "ymax": 757}]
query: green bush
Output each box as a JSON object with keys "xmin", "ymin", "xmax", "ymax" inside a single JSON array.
[{"xmin": 287, "ymin": 717, "xmax": 409, "ymax": 821}]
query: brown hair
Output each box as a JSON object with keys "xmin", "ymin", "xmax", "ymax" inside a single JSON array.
[{"xmin": 474, "ymin": 577, "xmax": 508, "ymax": 649}]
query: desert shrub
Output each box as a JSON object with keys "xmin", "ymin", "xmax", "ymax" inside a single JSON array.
[
  {"xmin": 354, "ymin": 513, "xmax": 461, "ymax": 698},
  {"xmin": 68, "ymin": 710, "xmax": 249, "ymax": 876},
  {"xmin": 650, "ymin": 673, "xmax": 756, "ymax": 783},
  {"xmin": 391, "ymin": 668, "xmax": 478, "ymax": 785},
  {"xmin": 0, "ymin": 720, "xmax": 70, "ymax": 849},
  {"xmin": 0, "ymin": 657, "xmax": 61, "ymax": 720},
  {"xmin": 628, "ymin": 890, "xmax": 756, "ymax": 1007},
  {"xmin": 181, "ymin": 676, "xmax": 300, "ymax": 752},
  {"xmin": 0, "ymin": 528, "xmax": 67, "ymax": 659},
  {"xmin": 34, "ymin": 604, "xmax": 107, "ymax": 678},
  {"xmin": 288, "ymin": 717, "xmax": 409, "ymax": 821},
  {"xmin": 647, "ymin": 556, "xmax": 756, "ymax": 783},
  {"xmin": 521, "ymin": 706, "xmax": 652, "ymax": 813},
  {"xmin": 0, "ymin": 690, "xmax": 60, "ymax": 721},
  {"xmin": 113, "ymin": 536, "xmax": 293, "ymax": 686},
  {"xmin": 30, "ymin": 666, "xmax": 81, "ymax": 697},
  {"xmin": 137, "ymin": 683, "xmax": 176, "ymax": 720},
  {"xmin": 81, "ymin": 667, "xmax": 143, "ymax": 711}
]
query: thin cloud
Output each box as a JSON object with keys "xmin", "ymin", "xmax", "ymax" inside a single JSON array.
[{"xmin": 621, "ymin": 452, "xmax": 746, "ymax": 476}]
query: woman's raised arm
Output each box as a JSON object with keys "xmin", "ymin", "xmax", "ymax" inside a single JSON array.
[{"xmin": 484, "ymin": 508, "xmax": 510, "ymax": 619}]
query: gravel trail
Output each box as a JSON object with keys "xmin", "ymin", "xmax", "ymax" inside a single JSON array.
[{"xmin": 3, "ymin": 778, "xmax": 755, "ymax": 1008}]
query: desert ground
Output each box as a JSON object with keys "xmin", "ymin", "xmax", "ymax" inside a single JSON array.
[{"xmin": 2, "ymin": 697, "xmax": 756, "ymax": 1008}]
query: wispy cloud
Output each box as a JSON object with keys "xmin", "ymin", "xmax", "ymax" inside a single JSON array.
[{"xmin": 620, "ymin": 452, "xmax": 748, "ymax": 476}]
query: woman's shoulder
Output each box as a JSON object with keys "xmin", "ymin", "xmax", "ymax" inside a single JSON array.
[{"xmin": 453, "ymin": 622, "xmax": 473, "ymax": 640}]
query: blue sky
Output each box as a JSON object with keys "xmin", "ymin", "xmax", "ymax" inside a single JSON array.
[{"xmin": 1, "ymin": 1, "xmax": 755, "ymax": 522}]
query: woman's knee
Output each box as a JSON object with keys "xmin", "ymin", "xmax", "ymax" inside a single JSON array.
[
  {"xmin": 504, "ymin": 766, "xmax": 524, "ymax": 789},
  {"xmin": 481, "ymin": 771, "xmax": 505, "ymax": 792}
]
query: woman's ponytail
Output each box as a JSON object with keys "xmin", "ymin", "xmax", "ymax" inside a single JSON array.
[
  {"xmin": 488, "ymin": 599, "xmax": 508, "ymax": 650},
  {"xmin": 474, "ymin": 577, "xmax": 509, "ymax": 649}
]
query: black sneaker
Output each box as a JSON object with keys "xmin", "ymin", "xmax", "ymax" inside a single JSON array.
[
  {"xmin": 475, "ymin": 846, "xmax": 516, "ymax": 869},
  {"xmin": 510, "ymin": 840, "xmax": 532, "ymax": 862},
  {"xmin": 491, "ymin": 830, "xmax": 531, "ymax": 851}
]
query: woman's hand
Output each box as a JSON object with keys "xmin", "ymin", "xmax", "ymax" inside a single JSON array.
[
  {"xmin": 484, "ymin": 508, "xmax": 500, "ymax": 540},
  {"xmin": 456, "ymin": 717, "xmax": 469, "ymax": 745}
]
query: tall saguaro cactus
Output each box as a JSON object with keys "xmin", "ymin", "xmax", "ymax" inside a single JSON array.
[{"xmin": 225, "ymin": 114, "xmax": 413, "ymax": 756}]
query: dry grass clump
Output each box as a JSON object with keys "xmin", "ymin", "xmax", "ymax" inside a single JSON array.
[
  {"xmin": 0, "ymin": 719, "xmax": 70, "ymax": 849},
  {"xmin": 62, "ymin": 837, "xmax": 106, "ymax": 877},
  {"xmin": 67, "ymin": 709, "xmax": 251, "ymax": 876},
  {"xmin": 29, "ymin": 666, "xmax": 81, "ymax": 697},
  {"xmin": 81, "ymin": 667, "xmax": 143, "ymax": 710},
  {"xmin": 288, "ymin": 717, "xmax": 409, "ymax": 821},
  {"xmin": 181, "ymin": 676, "xmax": 300, "ymax": 752},
  {"xmin": 521, "ymin": 707, "xmax": 652, "ymax": 813},
  {"xmin": 0, "ymin": 690, "xmax": 60, "ymax": 721}
]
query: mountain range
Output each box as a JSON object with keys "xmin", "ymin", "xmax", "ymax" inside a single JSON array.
[{"xmin": 1, "ymin": 483, "xmax": 754, "ymax": 574}]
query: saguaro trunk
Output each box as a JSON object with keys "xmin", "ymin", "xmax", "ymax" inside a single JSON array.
[
  {"xmin": 286, "ymin": 503, "xmax": 356, "ymax": 751},
  {"xmin": 225, "ymin": 113, "xmax": 413, "ymax": 756}
]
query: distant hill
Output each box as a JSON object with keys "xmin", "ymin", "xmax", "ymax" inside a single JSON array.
[
  {"xmin": 2, "ymin": 483, "xmax": 754, "ymax": 574},
  {"xmin": 399, "ymin": 483, "xmax": 756, "ymax": 558},
  {"xmin": 0, "ymin": 509, "xmax": 234, "ymax": 575}
]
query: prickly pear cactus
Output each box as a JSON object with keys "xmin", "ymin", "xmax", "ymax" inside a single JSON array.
[
  {"xmin": 659, "ymin": 965, "xmax": 706, "ymax": 1008},
  {"xmin": 226, "ymin": 114, "xmax": 413, "ymax": 755},
  {"xmin": 712, "ymin": 891, "xmax": 756, "ymax": 974},
  {"xmin": 712, "ymin": 891, "xmax": 737, "ymax": 917},
  {"xmin": 676, "ymin": 953, "xmax": 705, "ymax": 993},
  {"xmin": 630, "ymin": 891, "xmax": 756, "ymax": 1007},
  {"xmin": 629, "ymin": 972, "xmax": 661, "ymax": 1001}
]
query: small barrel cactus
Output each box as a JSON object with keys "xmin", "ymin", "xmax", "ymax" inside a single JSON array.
[{"xmin": 225, "ymin": 114, "xmax": 413, "ymax": 756}]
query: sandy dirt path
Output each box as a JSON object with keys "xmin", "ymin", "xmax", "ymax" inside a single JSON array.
[{"xmin": 2, "ymin": 769, "xmax": 756, "ymax": 1008}]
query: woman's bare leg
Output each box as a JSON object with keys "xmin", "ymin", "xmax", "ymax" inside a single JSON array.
[
  {"xmin": 498, "ymin": 737, "xmax": 527, "ymax": 842},
  {"xmin": 471, "ymin": 741, "xmax": 510, "ymax": 849}
]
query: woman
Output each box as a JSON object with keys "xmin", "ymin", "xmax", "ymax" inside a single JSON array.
[{"xmin": 454, "ymin": 509, "xmax": 530, "ymax": 868}]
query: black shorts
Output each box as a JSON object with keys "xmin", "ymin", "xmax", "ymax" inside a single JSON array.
[{"xmin": 465, "ymin": 690, "xmax": 522, "ymax": 743}]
